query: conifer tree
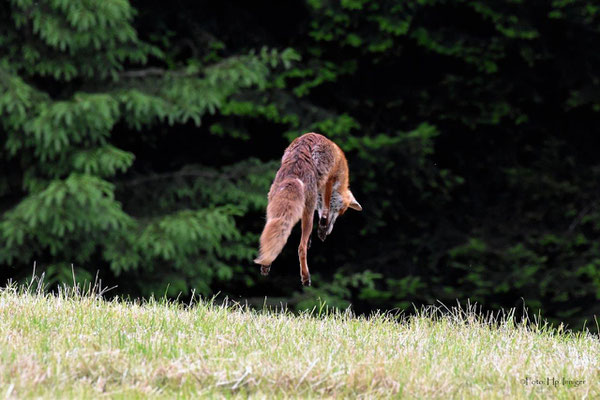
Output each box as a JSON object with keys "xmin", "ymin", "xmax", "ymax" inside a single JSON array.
[{"xmin": 0, "ymin": 0, "xmax": 298, "ymax": 294}]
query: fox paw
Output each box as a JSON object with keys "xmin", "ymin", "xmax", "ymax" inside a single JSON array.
[
  {"xmin": 260, "ymin": 265, "xmax": 271, "ymax": 276},
  {"xmin": 301, "ymin": 276, "xmax": 311, "ymax": 287}
]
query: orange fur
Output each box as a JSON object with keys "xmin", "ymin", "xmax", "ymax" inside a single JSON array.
[
  {"xmin": 254, "ymin": 178, "xmax": 305, "ymax": 265},
  {"xmin": 254, "ymin": 132, "xmax": 362, "ymax": 286}
]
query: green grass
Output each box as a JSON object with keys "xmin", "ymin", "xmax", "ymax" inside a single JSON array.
[{"xmin": 0, "ymin": 283, "xmax": 598, "ymax": 399}]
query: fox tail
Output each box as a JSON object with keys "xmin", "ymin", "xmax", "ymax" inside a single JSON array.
[{"xmin": 254, "ymin": 179, "xmax": 305, "ymax": 266}]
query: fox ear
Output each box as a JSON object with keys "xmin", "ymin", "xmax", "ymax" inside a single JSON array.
[{"xmin": 348, "ymin": 191, "xmax": 362, "ymax": 211}]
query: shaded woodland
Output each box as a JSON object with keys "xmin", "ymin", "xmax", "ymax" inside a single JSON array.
[{"xmin": 2, "ymin": 0, "xmax": 600, "ymax": 328}]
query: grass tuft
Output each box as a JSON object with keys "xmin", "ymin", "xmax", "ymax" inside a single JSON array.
[{"xmin": 0, "ymin": 280, "xmax": 598, "ymax": 398}]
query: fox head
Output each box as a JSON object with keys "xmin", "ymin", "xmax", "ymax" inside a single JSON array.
[{"xmin": 317, "ymin": 188, "xmax": 362, "ymax": 241}]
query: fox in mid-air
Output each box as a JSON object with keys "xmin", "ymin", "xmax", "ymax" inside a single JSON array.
[{"xmin": 254, "ymin": 132, "xmax": 362, "ymax": 286}]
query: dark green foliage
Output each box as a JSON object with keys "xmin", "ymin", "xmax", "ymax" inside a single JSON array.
[
  {"xmin": 1, "ymin": 0, "xmax": 600, "ymax": 329},
  {"xmin": 0, "ymin": 0, "xmax": 295, "ymax": 295}
]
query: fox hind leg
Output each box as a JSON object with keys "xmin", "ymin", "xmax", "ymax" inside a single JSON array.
[
  {"xmin": 260, "ymin": 265, "xmax": 271, "ymax": 276},
  {"xmin": 298, "ymin": 208, "xmax": 314, "ymax": 286}
]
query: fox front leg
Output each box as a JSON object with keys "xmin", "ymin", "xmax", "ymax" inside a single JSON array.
[{"xmin": 318, "ymin": 178, "xmax": 334, "ymax": 241}]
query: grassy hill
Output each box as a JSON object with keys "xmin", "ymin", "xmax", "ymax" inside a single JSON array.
[{"xmin": 0, "ymin": 284, "xmax": 598, "ymax": 399}]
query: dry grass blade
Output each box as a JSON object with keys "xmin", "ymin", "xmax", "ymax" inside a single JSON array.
[{"xmin": 0, "ymin": 282, "xmax": 598, "ymax": 399}]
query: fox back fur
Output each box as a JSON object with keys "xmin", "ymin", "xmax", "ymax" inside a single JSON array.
[{"xmin": 254, "ymin": 132, "xmax": 362, "ymax": 286}]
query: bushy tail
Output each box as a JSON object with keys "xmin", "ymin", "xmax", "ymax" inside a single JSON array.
[{"xmin": 254, "ymin": 179, "xmax": 305, "ymax": 266}]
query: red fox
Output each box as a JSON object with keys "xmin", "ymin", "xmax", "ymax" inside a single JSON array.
[{"xmin": 254, "ymin": 132, "xmax": 362, "ymax": 286}]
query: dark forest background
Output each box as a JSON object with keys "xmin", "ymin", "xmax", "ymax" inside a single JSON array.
[{"xmin": 2, "ymin": 0, "xmax": 600, "ymax": 329}]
